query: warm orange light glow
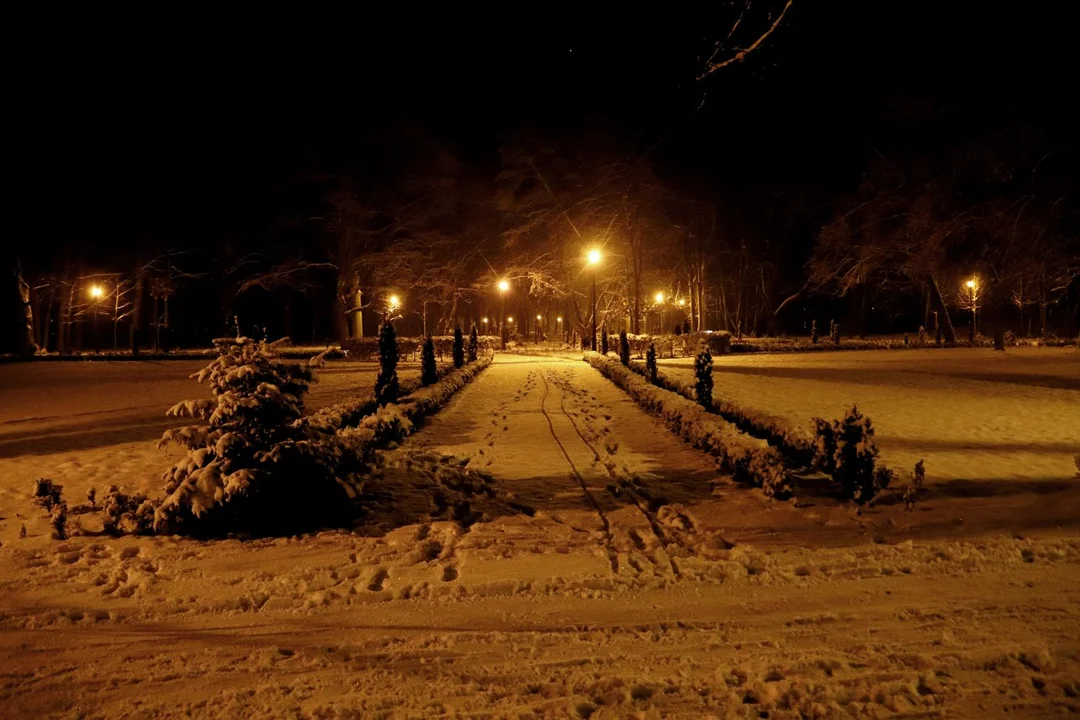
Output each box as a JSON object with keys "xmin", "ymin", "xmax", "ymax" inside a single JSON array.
[
  {"xmin": 389, "ymin": 294, "xmax": 400, "ymax": 306},
  {"xmin": 586, "ymin": 249, "xmax": 601, "ymax": 265},
  {"xmin": 482, "ymin": 317, "xmax": 488, "ymax": 323},
  {"xmin": 536, "ymin": 314, "xmax": 542, "ymax": 320},
  {"xmin": 507, "ymin": 316, "xmax": 514, "ymax": 323},
  {"xmin": 966, "ymin": 279, "xmax": 976, "ymax": 289},
  {"xmin": 89, "ymin": 285, "xmax": 104, "ymax": 299},
  {"xmin": 654, "ymin": 291, "xmax": 664, "ymax": 304},
  {"xmin": 678, "ymin": 299, "xmax": 686, "ymax": 306},
  {"xmin": 556, "ymin": 316, "xmax": 562, "ymax": 322},
  {"xmin": 497, "ymin": 280, "xmax": 510, "ymax": 293}
]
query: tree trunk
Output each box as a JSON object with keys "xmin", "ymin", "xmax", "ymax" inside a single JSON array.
[
  {"xmin": 332, "ymin": 276, "xmax": 348, "ymax": 344},
  {"xmin": 15, "ymin": 264, "xmax": 35, "ymax": 356},
  {"xmin": 58, "ymin": 282, "xmax": 74, "ymax": 354},
  {"xmin": 859, "ymin": 284, "xmax": 868, "ymax": 338},
  {"xmin": 41, "ymin": 287, "xmax": 55, "ymax": 352},
  {"xmin": 928, "ymin": 275, "xmax": 956, "ymax": 344}
]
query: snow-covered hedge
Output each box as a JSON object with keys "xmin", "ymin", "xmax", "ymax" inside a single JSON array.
[
  {"xmin": 630, "ymin": 360, "xmax": 814, "ymax": 466},
  {"xmin": 341, "ymin": 334, "xmax": 498, "ymax": 361},
  {"xmin": 584, "ymin": 353, "xmax": 791, "ymax": 498}
]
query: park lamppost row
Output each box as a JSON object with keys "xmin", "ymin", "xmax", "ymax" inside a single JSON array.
[{"xmin": 587, "ymin": 249, "xmax": 601, "ymax": 349}]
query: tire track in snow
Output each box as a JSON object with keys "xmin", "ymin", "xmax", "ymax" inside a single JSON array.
[
  {"xmin": 545, "ymin": 367, "xmax": 685, "ymax": 580},
  {"xmin": 536, "ymin": 370, "xmax": 620, "ymax": 574}
]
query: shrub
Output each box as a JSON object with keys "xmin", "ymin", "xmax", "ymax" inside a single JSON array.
[
  {"xmin": 682, "ymin": 320, "xmax": 691, "ymax": 334},
  {"xmin": 33, "ymin": 478, "xmax": 63, "ymax": 512},
  {"xmin": 500, "ymin": 323, "xmax": 510, "ymax": 349},
  {"xmin": 918, "ymin": 326, "xmax": 926, "ymax": 346},
  {"xmin": 50, "ymin": 501, "xmax": 68, "ymax": 540},
  {"xmin": 813, "ymin": 405, "xmax": 884, "ymax": 503},
  {"xmin": 375, "ymin": 318, "xmax": 400, "ymax": 406},
  {"xmin": 421, "ymin": 336, "xmax": 438, "ymax": 386},
  {"xmin": 601, "ymin": 328, "xmax": 609, "ymax": 355},
  {"xmin": 645, "ymin": 342, "xmax": 658, "ymax": 383},
  {"xmin": 468, "ymin": 325, "xmax": 479, "ymax": 362},
  {"xmin": 155, "ymin": 339, "xmax": 364, "ymax": 536},
  {"xmin": 903, "ymin": 459, "xmax": 926, "ymax": 511},
  {"xmin": 694, "ymin": 345, "xmax": 713, "ymax": 410},
  {"xmin": 811, "ymin": 319, "xmax": 818, "ymax": 344},
  {"xmin": 832, "ymin": 322, "xmax": 841, "ymax": 344},
  {"xmin": 452, "ymin": 326, "xmax": 465, "ymax": 368},
  {"xmin": 674, "ymin": 323, "xmax": 683, "ymax": 337},
  {"xmin": 618, "ymin": 330, "xmax": 630, "ymax": 366},
  {"xmin": 86, "ymin": 487, "xmax": 97, "ymax": 508}
]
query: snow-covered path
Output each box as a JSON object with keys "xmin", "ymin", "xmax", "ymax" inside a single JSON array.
[{"xmin": 2, "ymin": 354, "xmax": 1079, "ymax": 717}]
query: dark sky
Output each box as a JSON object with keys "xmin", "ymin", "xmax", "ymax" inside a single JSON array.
[{"xmin": 14, "ymin": 3, "xmax": 1076, "ymax": 261}]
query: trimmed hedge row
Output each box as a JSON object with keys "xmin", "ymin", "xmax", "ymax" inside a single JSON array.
[
  {"xmin": 584, "ymin": 352, "xmax": 791, "ymax": 498},
  {"xmin": 342, "ymin": 334, "xmax": 498, "ymax": 362},
  {"xmin": 629, "ymin": 359, "xmax": 814, "ymax": 466}
]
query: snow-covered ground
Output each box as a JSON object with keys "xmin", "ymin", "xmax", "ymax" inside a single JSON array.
[
  {"xmin": 659, "ymin": 347, "xmax": 1080, "ymax": 486},
  {"xmin": 1, "ymin": 354, "xmax": 1078, "ymax": 717}
]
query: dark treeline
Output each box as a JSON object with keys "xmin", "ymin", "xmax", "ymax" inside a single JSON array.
[{"xmin": 4, "ymin": 7, "xmax": 1077, "ymax": 354}]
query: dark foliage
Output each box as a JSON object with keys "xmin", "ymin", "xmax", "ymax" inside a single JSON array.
[
  {"xmin": 811, "ymin": 319, "xmax": 818, "ymax": 344},
  {"xmin": 694, "ymin": 345, "xmax": 713, "ymax": 410},
  {"xmin": 467, "ymin": 324, "xmax": 479, "ymax": 362},
  {"xmin": 645, "ymin": 342, "xmax": 658, "ymax": 383},
  {"xmin": 601, "ymin": 328, "xmax": 609, "ymax": 355},
  {"xmin": 422, "ymin": 335, "xmax": 438, "ymax": 386},
  {"xmin": 618, "ymin": 330, "xmax": 630, "ymax": 366},
  {"xmin": 452, "ymin": 326, "xmax": 465, "ymax": 368},
  {"xmin": 375, "ymin": 318, "xmax": 400, "ymax": 406}
]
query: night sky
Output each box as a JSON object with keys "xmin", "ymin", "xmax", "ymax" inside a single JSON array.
[{"xmin": 6, "ymin": 3, "xmax": 1076, "ymax": 347}]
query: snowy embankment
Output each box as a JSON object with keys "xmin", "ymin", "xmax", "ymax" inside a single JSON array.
[{"xmin": 584, "ymin": 353, "xmax": 790, "ymax": 497}]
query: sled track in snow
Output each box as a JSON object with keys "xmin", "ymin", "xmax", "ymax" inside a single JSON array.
[
  {"xmin": 536, "ymin": 370, "xmax": 620, "ymax": 574},
  {"xmin": 544, "ymin": 367, "xmax": 683, "ymax": 579}
]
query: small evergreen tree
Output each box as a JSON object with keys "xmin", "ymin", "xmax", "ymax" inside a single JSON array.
[
  {"xmin": 421, "ymin": 335, "xmax": 438, "ymax": 386},
  {"xmin": 155, "ymin": 339, "xmax": 362, "ymax": 536},
  {"xmin": 86, "ymin": 487, "xmax": 97, "ymax": 508},
  {"xmin": 618, "ymin": 330, "xmax": 630, "ymax": 366},
  {"xmin": 811, "ymin": 319, "xmax": 818, "ymax": 344},
  {"xmin": 645, "ymin": 342, "xmax": 658, "ymax": 383},
  {"xmin": 693, "ymin": 345, "xmax": 713, "ymax": 410},
  {"xmin": 683, "ymin": 320, "xmax": 691, "ymax": 334},
  {"xmin": 674, "ymin": 323, "xmax": 683, "ymax": 337},
  {"xmin": 832, "ymin": 321, "xmax": 841, "ymax": 344},
  {"xmin": 467, "ymin": 324, "xmax": 479, "ymax": 362},
  {"xmin": 50, "ymin": 501, "xmax": 68, "ymax": 540},
  {"xmin": 918, "ymin": 325, "xmax": 926, "ymax": 346},
  {"xmin": 452, "ymin": 326, "xmax": 465, "ymax": 368},
  {"xmin": 904, "ymin": 332, "xmax": 909, "ymax": 346},
  {"xmin": 375, "ymin": 317, "xmax": 399, "ymax": 406},
  {"xmin": 601, "ymin": 328, "xmax": 609, "ymax": 355},
  {"xmin": 832, "ymin": 405, "xmax": 879, "ymax": 503},
  {"xmin": 500, "ymin": 323, "xmax": 510, "ymax": 349}
]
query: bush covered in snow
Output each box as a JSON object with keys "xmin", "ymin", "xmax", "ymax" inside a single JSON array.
[
  {"xmin": 102, "ymin": 485, "xmax": 157, "ymax": 536},
  {"xmin": 812, "ymin": 405, "xmax": 889, "ymax": 503},
  {"xmin": 341, "ymin": 333, "xmax": 497, "ymax": 361},
  {"xmin": 32, "ymin": 478, "xmax": 63, "ymax": 511},
  {"xmin": 155, "ymin": 338, "xmax": 367, "ymax": 536},
  {"xmin": 618, "ymin": 330, "xmax": 630, "ymax": 366},
  {"xmin": 645, "ymin": 343, "xmax": 658, "ymax": 383},
  {"xmin": 584, "ymin": 353, "xmax": 791, "ymax": 498}
]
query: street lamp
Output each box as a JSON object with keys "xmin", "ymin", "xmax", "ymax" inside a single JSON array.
[
  {"xmin": 586, "ymin": 248, "xmax": 601, "ymax": 350},
  {"xmin": 88, "ymin": 284, "xmax": 104, "ymax": 352},
  {"xmin": 965, "ymin": 277, "xmax": 980, "ymax": 342},
  {"xmin": 496, "ymin": 279, "xmax": 510, "ymax": 333}
]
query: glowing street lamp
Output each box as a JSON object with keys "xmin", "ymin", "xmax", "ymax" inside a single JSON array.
[
  {"xmin": 586, "ymin": 248, "xmax": 601, "ymax": 350},
  {"xmin": 387, "ymin": 294, "xmax": 401, "ymax": 316},
  {"xmin": 964, "ymin": 277, "xmax": 980, "ymax": 342},
  {"xmin": 89, "ymin": 285, "xmax": 104, "ymax": 300},
  {"xmin": 678, "ymin": 298, "xmax": 686, "ymax": 307},
  {"xmin": 654, "ymin": 291, "xmax": 664, "ymax": 304},
  {"xmin": 88, "ymin": 284, "xmax": 104, "ymax": 352},
  {"xmin": 497, "ymin": 279, "xmax": 510, "ymax": 293}
]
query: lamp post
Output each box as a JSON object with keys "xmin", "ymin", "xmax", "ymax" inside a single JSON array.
[
  {"xmin": 965, "ymin": 278, "xmax": 979, "ymax": 343},
  {"xmin": 482, "ymin": 317, "xmax": 489, "ymax": 334},
  {"xmin": 654, "ymin": 291, "xmax": 665, "ymax": 334},
  {"xmin": 89, "ymin": 284, "xmax": 104, "ymax": 353},
  {"xmin": 587, "ymin": 249, "xmax": 601, "ymax": 350},
  {"xmin": 497, "ymin": 279, "xmax": 509, "ymax": 333}
]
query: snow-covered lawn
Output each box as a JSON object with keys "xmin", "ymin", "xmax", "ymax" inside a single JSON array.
[
  {"xmin": 659, "ymin": 347, "xmax": 1080, "ymax": 487},
  {"xmin": 1, "ymin": 354, "xmax": 1078, "ymax": 717}
]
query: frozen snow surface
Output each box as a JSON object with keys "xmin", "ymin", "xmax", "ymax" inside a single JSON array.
[{"xmin": 2, "ymin": 352, "xmax": 1079, "ymax": 717}]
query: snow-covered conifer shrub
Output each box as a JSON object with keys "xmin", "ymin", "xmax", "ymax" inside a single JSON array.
[
  {"xmin": 918, "ymin": 325, "xmax": 926, "ymax": 346},
  {"xmin": 811, "ymin": 319, "xmax": 818, "ymax": 344},
  {"xmin": 694, "ymin": 345, "xmax": 713, "ymax": 410},
  {"xmin": 500, "ymin": 323, "xmax": 510, "ymax": 349},
  {"xmin": 834, "ymin": 405, "xmax": 880, "ymax": 502},
  {"xmin": 33, "ymin": 478, "xmax": 63, "ymax": 511},
  {"xmin": 903, "ymin": 459, "xmax": 926, "ymax": 511},
  {"xmin": 50, "ymin": 501, "xmax": 68, "ymax": 540},
  {"xmin": 421, "ymin": 336, "xmax": 437, "ymax": 386},
  {"xmin": 618, "ymin": 330, "xmax": 630, "ymax": 366},
  {"xmin": 452, "ymin": 326, "xmax": 465, "ymax": 368},
  {"xmin": 832, "ymin": 322, "xmax": 841, "ymax": 344},
  {"xmin": 375, "ymin": 318, "xmax": 400, "ymax": 406},
  {"xmin": 674, "ymin": 323, "xmax": 683, "ymax": 337},
  {"xmin": 811, "ymin": 417, "xmax": 837, "ymax": 476},
  {"xmin": 467, "ymin": 325, "xmax": 479, "ymax": 362},
  {"xmin": 155, "ymin": 339, "xmax": 364, "ymax": 536},
  {"xmin": 646, "ymin": 342, "xmax": 658, "ymax": 383},
  {"xmin": 601, "ymin": 328, "xmax": 609, "ymax": 355},
  {"xmin": 86, "ymin": 487, "xmax": 97, "ymax": 508}
]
